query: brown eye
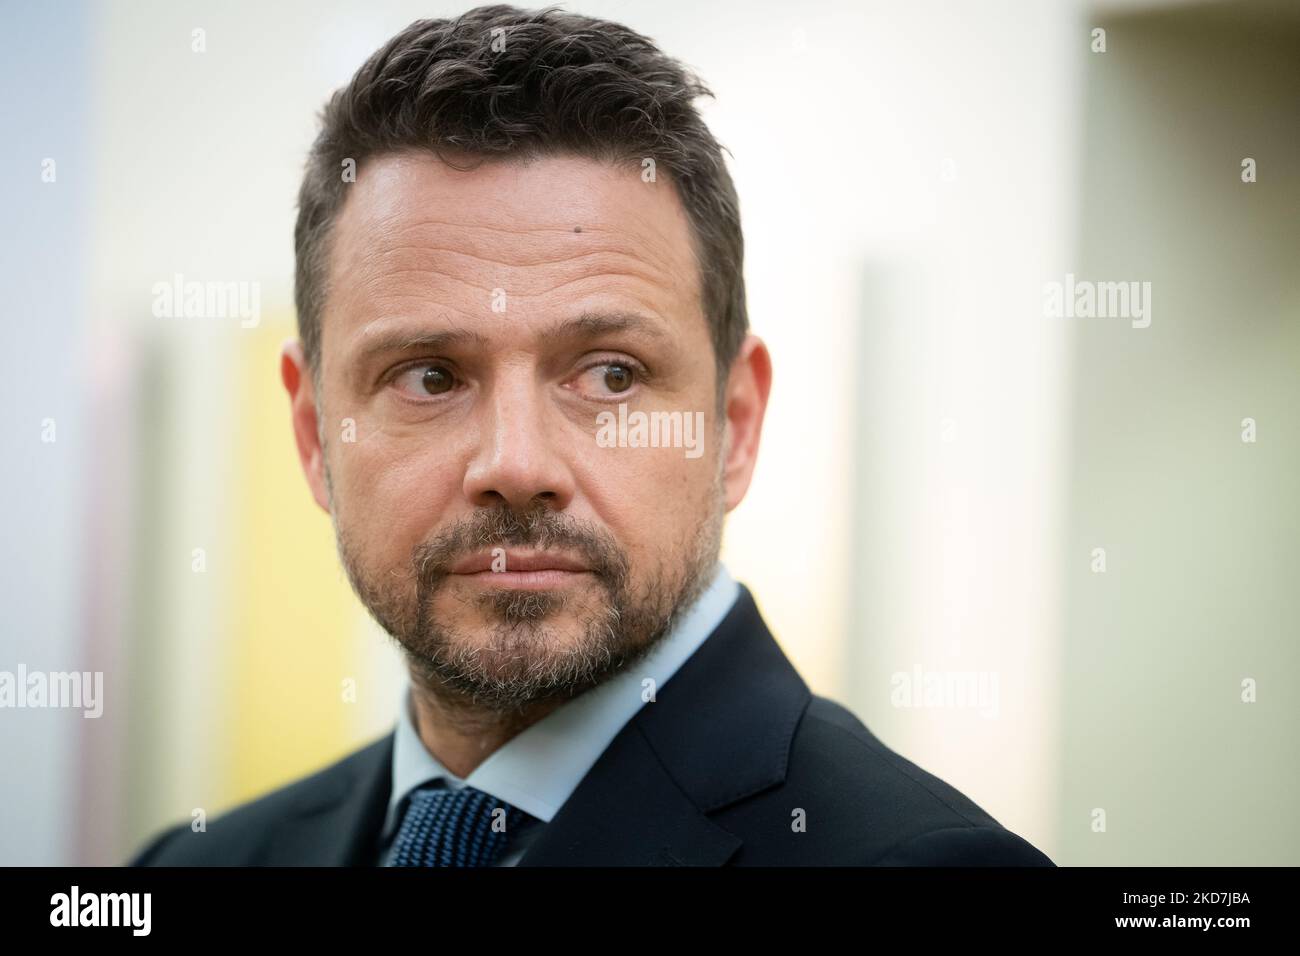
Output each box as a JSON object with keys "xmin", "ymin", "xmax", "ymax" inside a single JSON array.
[
  {"xmin": 422, "ymin": 366, "xmax": 454, "ymax": 394},
  {"xmin": 603, "ymin": 365, "xmax": 634, "ymax": 393}
]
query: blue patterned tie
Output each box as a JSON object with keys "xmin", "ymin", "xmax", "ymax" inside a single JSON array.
[{"xmin": 387, "ymin": 783, "xmax": 529, "ymax": 867}]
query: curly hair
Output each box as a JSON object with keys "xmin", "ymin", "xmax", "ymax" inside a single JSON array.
[{"xmin": 294, "ymin": 4, "xmax": 747, "ymax": 387}]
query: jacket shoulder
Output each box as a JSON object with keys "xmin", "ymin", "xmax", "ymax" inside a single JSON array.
[
  {"xmin": 126, "ymin": 734, "xmax": 391, "ymax": 866},
  {"xmin": 721, "ymin": 695, "xmax": 1054, "ymax": 866}
]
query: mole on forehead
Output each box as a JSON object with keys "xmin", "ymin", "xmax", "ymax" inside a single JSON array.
[
  {"xmin": 345, "ymin": 159, "xmax": 689, "ymax": 247},
  {"xmin": 341, "ymin": 216, "xmax": 682, "ymax": 279},
  {"xmin": 367, "ymin": 215, "xmax": 618, "ymax": 242},
  {"xmin": 335, "ymin": 169, "xmax": 694, "ymax": 278}
]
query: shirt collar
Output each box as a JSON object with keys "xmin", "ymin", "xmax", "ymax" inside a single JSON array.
[{"xmin": 382, "ymin": 561, "xmax": 739, "ymax": 835}]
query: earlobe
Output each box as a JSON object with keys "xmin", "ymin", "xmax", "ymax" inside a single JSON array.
[{"xmin": 280, "ymin": 340, "xmax": 331, "ymax": 514}]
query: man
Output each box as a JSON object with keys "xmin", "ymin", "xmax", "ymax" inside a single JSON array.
[{"xmin": 130, "ymin": 5, "xmax": 1053, "ymax": 867}]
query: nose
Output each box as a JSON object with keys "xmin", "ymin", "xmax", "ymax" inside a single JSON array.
[{"xmin": 462, "ymin": 373, "xmax": 576, "ymax": 513}]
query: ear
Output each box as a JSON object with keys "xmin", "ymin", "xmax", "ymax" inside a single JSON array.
[
  {"xmin": 280, "ymin": 340, "xmax": 331, "ymax": 513},
  {"xmin": 720, "ymin": 333, "xmax": 772, "ymax": 512}
]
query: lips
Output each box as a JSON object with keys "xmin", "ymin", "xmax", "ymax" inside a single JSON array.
[{"xmin": 449, "ymin": 550, "xmax": 592, "ymax": 575}]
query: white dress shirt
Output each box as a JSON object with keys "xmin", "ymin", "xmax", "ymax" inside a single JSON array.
[{"xmin": 377, "ymin": 560, "xmax": 740, "ymax": 865}]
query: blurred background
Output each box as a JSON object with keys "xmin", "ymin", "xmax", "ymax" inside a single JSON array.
[{"xmin": 1, "ymin": 0, "xmax": 1296, "ymax": 866}]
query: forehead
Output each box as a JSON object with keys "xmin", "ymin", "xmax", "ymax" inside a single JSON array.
[{"xmin": 321, "ymin": 150, "xmax": 706, "ymax": 362}]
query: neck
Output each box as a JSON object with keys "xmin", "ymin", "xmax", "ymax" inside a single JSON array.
[{"xmin": 406, "ymin": 673, "xmax": 567, "ymax": 779}]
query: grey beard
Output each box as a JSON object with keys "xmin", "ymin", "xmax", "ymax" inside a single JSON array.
[{"xmin": 333, "ymin": 493, "xmax": 723, "ymax": 717}]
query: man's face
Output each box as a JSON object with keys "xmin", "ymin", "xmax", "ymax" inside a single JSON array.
[{"xmin": 297, "ymin": 151, "xmax": 737, "ymax": 713}]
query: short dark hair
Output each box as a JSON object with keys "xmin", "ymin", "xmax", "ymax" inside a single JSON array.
[{"xmin": 294, "ymin": 3, "xmax": 747, "ymax": 389}]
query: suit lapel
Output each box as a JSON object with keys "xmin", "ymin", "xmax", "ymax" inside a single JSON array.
[
  {"xmin": 267, "ymin": 732, "xmax": 394, "ymax": 865},
  {"xmin": 262, "ymin": 586, "xmax": 810, "ymax": 866},
  {"xmin": 519, "ymin": 585, "xmax": 811, "ymax": 866},
  {"xmin": 515, "ymin": 721, "xmax": 742, "ymax": 865}
]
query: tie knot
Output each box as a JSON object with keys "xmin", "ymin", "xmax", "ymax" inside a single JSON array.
[{"xmin": 388, "ymin": 783, "xmax": 531, "ymax": 867}]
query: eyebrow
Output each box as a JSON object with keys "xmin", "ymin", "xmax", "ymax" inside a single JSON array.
[
  {"xmin": 351, "ymin": 310, "xmax": 670, "ymax": 365},
  {"xmin": 544, "ymin": 310, "xmax": 671, "ymax": 342},
  {"xmin": 352, "ymin": 326, "xmax": 489, "ymax": 363}
]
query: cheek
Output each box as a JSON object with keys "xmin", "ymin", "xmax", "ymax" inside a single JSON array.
[
  {"xmin": 331, "ymin": 438, "xmax": 462, "ymax": 557},
  {"xmin": 577, "ymin": 442, "xmax": 716, "ymax": 554}
]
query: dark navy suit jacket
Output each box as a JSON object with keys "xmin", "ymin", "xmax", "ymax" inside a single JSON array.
[{"xmin": 128, "ymin": 586, "xmax": 1055, "ymax": 866}]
